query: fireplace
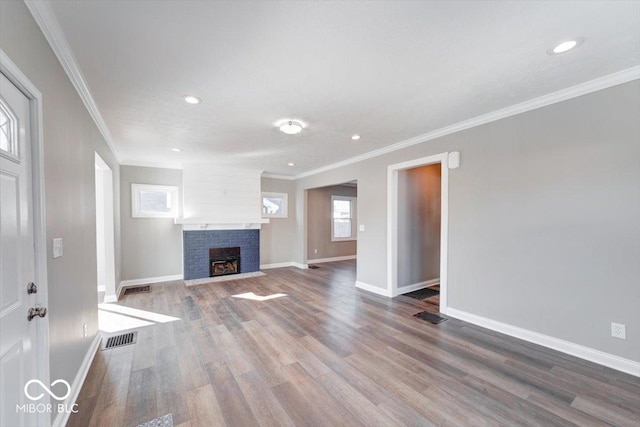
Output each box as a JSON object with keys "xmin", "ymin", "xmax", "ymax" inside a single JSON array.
[{"xmin": 209, "ymin": 247, "xmax": 241, "ymax": 277}]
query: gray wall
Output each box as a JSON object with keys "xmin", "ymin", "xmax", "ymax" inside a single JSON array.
[
  {"xmin": 294, "ymin": 80, "xmax": 640, "ymax": 362},
  {"xmin": 260, "ymin": 177, "xmax": 297, "ymax": 265},
  {"xmin": 307, "ymin": 185, "xmax": 357, "ymax": 260},
  {"xmin": 398, "ymin": 164, "xmax": 441, "ymax": 288},
  {"xmin": 120, "ymin": 166, "xmax": 183, "ymax": 280},
  {"xmin": 1, "ymin": 0, "xmax": 121, "ymax": 391}
]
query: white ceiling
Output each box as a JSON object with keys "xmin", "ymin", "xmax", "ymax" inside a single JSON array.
[{"xmin": 48, "ymin": 0, "xmax": 640, "ymax": 176}]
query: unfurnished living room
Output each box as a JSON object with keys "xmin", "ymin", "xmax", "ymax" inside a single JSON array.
[{"xmin": 1, "ymin": 1, "xmax": 639, "ymax": 426}]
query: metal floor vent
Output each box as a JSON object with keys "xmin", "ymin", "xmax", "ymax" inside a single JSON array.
[
  {"xmin": 124, "ymin": 285, "xmax": 151, "ymax": 295},
  {"xmin": 102, "ymin": 332, "xmax": 137, "ymax": 350}
]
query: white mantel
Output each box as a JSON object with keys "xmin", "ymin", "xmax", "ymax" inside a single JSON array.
[{"xmin": 179, "ymin": 164, "xmax": 265, "ymax": 230}]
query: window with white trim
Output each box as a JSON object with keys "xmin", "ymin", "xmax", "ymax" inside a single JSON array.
[
  {"xmin": 261, "ymin": 192, "xmax": 288, "ymax": 218},
  {"xmin": 131, "ymin": 183, "xmax": 179, "ymax": 218},
  {"xmin": 331, "ymin": 195, "xmax": 357, "ymax": 241}
]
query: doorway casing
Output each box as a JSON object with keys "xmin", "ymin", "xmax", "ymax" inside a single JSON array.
[
  {"xmin": 94, "ymin": 152, "xmax": 116, "ymax": 302},
  {"xmin": 387, "ymin": 152, "xmax": 449, "ymax": 313}
]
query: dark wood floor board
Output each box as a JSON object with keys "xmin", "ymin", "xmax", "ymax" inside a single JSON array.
[{"xmin": 68, "ymin": 261, "xmax": 640, "ymax": 426}]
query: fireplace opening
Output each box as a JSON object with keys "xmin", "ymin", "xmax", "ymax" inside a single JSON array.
[{"xmin": 209, "ymin": 247, "xmax": 241, "ymax": 277}]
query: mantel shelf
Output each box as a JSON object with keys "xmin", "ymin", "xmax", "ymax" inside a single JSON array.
[{"xmin": 174, "ymin": 218, "xmax": 270, "ymax": 225}]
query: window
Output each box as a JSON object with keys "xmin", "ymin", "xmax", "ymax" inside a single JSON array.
[
  {"xmin": 262, "ymin": 192, "xmax": 288, "ymax": 218},
  {"xmin": 131, "ymin": 184, "xmax": 179, "ymax": 218},
  {"xmin": 331, "ymin": 195, "xmax": 357, "ymax": 241},
  {"xmin": 0, "ymin": 97, "xmax": 19, "ymax": 160}
]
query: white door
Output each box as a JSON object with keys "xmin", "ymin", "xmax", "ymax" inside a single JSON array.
[{"xmin": 0, "ymin": 71, "xmax": 45, "ymax": 426}]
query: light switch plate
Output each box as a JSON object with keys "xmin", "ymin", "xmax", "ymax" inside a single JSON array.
[
  {"xmin": 359, "ymin": 225, "xmax": 365, "ymax": 232},
  {"xmin": 53, "ymin": 238, "xmax": 63, "ymax": 258}
]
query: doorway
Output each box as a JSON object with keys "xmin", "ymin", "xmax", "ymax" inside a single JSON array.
[
  {"xmin": 388, "ymin": 153, "xmax": 449, "ymax": 313},
  {"xmin": 94, "ymin": 153, "xmax": 116, "ymax": 303}
]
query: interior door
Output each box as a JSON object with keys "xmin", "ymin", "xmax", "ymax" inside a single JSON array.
[{"xmin": 0, "ymin": 71, "xmax": 43, "ymax": 427}]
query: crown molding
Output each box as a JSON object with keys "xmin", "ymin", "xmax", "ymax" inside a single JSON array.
[
  {"xmin": 24, "ymin": 0, "xmax": 121, "ymax": 163},
  {"xmin": 120, "ymin": 159, "xmax": 184, "ymax": 170},
  {"xmin": 261, "ymin": 173, "xmax": 296, "ymax": 180},
  {"xmin": 295, "ymin": 66, "xmax": 640, "ymax": 180}
]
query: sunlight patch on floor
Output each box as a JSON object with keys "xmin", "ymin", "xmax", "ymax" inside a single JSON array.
[
  {"xmin": 98, "ymin": 303, "xmax": 181, "ymax": 333},
  {"xmin": 231, "ymin": 292, "xmax": 287, "ymax": 301}
]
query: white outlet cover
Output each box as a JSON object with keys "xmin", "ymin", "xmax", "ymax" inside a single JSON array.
[
  {"xmin": 611, "ymin": 322, "xmax": 626, "ymax": 340},
  {"xmin": 359, "ymin": 225, "xmax": 365, "ymax": 232}
]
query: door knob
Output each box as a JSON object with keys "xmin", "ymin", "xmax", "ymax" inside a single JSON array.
[
  {"xmin": 27, "ymin": 306, "xmax": 47, "ymax": 321},
  {"xmin": 27, "ymin": 282, "xmax": 38, "ymax": 294}
]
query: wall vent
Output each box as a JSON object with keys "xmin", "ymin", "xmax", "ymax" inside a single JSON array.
[{"xmin": 124, "ymin": 285, "xmax": 151, "ymax": 295}]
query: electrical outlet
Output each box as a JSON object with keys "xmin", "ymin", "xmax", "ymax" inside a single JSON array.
[
  {"xmin": 52, "ymin": 238, "xmax": 63, "ymax": 258},
  {"xmin": 82, "ymin": 323, "xmax": 88, "ymax": 339},
  {"xmin": 314, "ymin": 249, "xmax": 318, "ymax": 254},
  {"xmin": 611, "ymin": 322, "xmax": 626, "ymax": 340}
]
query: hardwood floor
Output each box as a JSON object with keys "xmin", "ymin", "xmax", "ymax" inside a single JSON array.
[{"xmin": 68, "ymin": 261, "xmax": 640, "ymax": 426}]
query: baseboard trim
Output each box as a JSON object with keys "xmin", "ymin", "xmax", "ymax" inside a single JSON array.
[
  {"xmin": 117, "ymin": 274, "xmax": 183, "ymax": 299},
  {"xmin": 293, "ymin": 262, "xmax": 308, "ymax": 269},
  {"xmin": 260, "ymin": 262, "xmax": 295, "ymax": 269},
  {"xmin": 355, "ymin": 281, "xmax": 392, "ymax": 297},
  {"xmin": 52, "ymin": 333, "xmax": 101, "ymax": 427},
  {"xmin": 307, "ymin": 255, "xmax": 357, "ymax": 264},
  {"xmin": 445, "ymin": 307, "xmax": 640, "ymax": 378},
  {"xmin": 397, "ymin": 278, "xmax": 440, "ymax": 295}
]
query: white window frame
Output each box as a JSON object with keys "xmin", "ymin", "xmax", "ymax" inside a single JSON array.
[
  {"xmin": 331, "ymin": 195, "xmax": 357, "ymax": 242},
  {"xmin": 261, "ymin": 191, "xmax": 288, "ymax": 218},
  {"xmin": 131, "ymin": 183, "xmax": 179, "ymax": 218}
]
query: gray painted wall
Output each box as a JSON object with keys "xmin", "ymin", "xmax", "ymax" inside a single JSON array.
[
  {"xmin": 260, "ymin": 177, "xmax": 297, "ymax": 265},
  {"xmin": 1, "ymin": 0, "xmax": 121, "ymax": 391},
  {"xmin": 120, "ymin": 166, "xmax": 183, "ymax": 280},
  {"xmin": 307, "ymin": 185, "xmax": 357, "ymax": 260},
  {"xmin": 294, "ymin": 80, "xmax": 640, "ymax": 362},
  {"xmin": 398, "ymin": 164, "xmax": 441, "ymax": 288}
]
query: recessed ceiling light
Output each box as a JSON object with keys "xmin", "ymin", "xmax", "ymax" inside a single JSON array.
[
  {"xmin": 278, "ymin": 120, "xmax": 304, "ymax": 135},
  {"xmin": 287, "ymin": 162, "xmax": 295, "ymax": 166},
  {"xmin": 171, "ymin": 148, "xmax": 182, "ymax": 152},
  {"xmin": 184, "ymin": 95, "xmax": 202, "ymax": 104},
  {"xmin": 351, "ymin": 134, "xmax": 361, "ymax": 140},
  {"xmin": 548, "ymin": 37, "xmax": 584, "ymax": 55}
]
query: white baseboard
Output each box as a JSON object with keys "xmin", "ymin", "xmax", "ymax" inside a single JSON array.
[
  {"xmin": 117, "ymin": 274, "xmax": 183, "ymax": 299},
  {"xmin": 355, "ymin": 281, "xmax": 392, "ymax": 297},
  {"xmin": 96, "ymin": 286, "xmax": 105, "ymax": 292},
  {"xmin": 52, "ymin": 333, "xmax": 101, "ymax": 427},
  {"xmin": 445, "ymin": 307, "xmax": 640, "ymax": 378},
  {"xmin": 307, "ymin": 255, "xmax": 357, "ymax": 264},
  {"xmin": 260, "ymin": 262, "xmax": 309, "ymax": 270},
  {"xmin": 103, "ymin": 294, "xmax": 117, "ymax": 303},
  {"xmin": 397, "ymin": 278, "xmax": 440, "ymax": 295},
  {"xmin": 261, "ymin": 262, "xmax": 295, "ymax": 269}
]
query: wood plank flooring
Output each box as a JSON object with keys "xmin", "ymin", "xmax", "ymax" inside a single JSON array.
[{"xmin": 68, "ymin": 261, "xmax": 640, "ymax": 426}]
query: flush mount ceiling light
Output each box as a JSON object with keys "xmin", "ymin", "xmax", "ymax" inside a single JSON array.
[
  {"xmin": 547, "ymin": 37, "xmax": 584, "ymax": 55},
  {"xmin": 278, "ymin": 120, "xmax": 304, "ymax": 135},
  {"xmin": 184, "ymin": 95, "xmax": 202, "ymax": 104},
  {"xmin": 351, "ymin": 134, "xmax": 361, "ymax": 140},
  {"xmin": 171, "ymin": 148, "xmax": 182, "ymax": 152},
  {"xmin": 287, "ymin": 162, "xmax": 295, "ymax": 166}
]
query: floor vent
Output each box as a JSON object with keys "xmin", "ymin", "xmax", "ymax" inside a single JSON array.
[
  {"xmin": 102, "ymin": 332, "xmax": 137, "ymax": 350},
  {"xmin": 124, "ymin": 285, "xmax": 151, "ymax": 295},
  {"xmin": 414, "ymin": 311, "xmax": 447, "ymax": 324},
  {"xmin": 308, "ymin": 265, "xmax": 320, "ymax": 269}
]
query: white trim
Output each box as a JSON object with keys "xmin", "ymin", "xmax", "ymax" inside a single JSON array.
[
  {"xmin": 307, "ymin": 255, "xmax": 357, "ymax": 264},
  {"xmin": 445, "ymin": 307, "xmax": 640, "ymax": 378},
  {"xmin": 295, "ymin": 67, "xmax": 640, "ymax": 180},
  {"xmin": 117, "ymin": 274, "xmax": 183, "ymax": 299},
  {"xmin": 356, "ymin": 281, "xmax": 393, "ymax": 297},
  {"xmin": 262, "ymin": 173, "xmax": 295, "ymax": 180},
  {"xmin": 397, "ymin": 278, "xmax": 440, "ymax": 294},
  {"xmin": 120, "ymin": 159, "xmax": 183, "ymax": 170},
  {"xmin": 52, "ymin": 334, "xmax": 101, "ymax": 427},
  {"xmin": 23, "ymin": 1, "xmax": 121, "ymax": 163},
  {"xmin": 293, "ymin": 262, "xmax": 309, "ymax": 270},
  {"xmin": 1, "ymin": 49, "xmax": 51, "ymax": 427},
  {"xmin": 260, "ymin": 262, "xmax": 295, "ymax": 269},
  {"xmin": 387, "ymin": 153, "xmax": 449, "ymax": 316}
]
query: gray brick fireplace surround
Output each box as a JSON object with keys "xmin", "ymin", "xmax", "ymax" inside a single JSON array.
[{"xmin": 183, "ymin": 229, "xmax": 260, "ymax": 280}]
